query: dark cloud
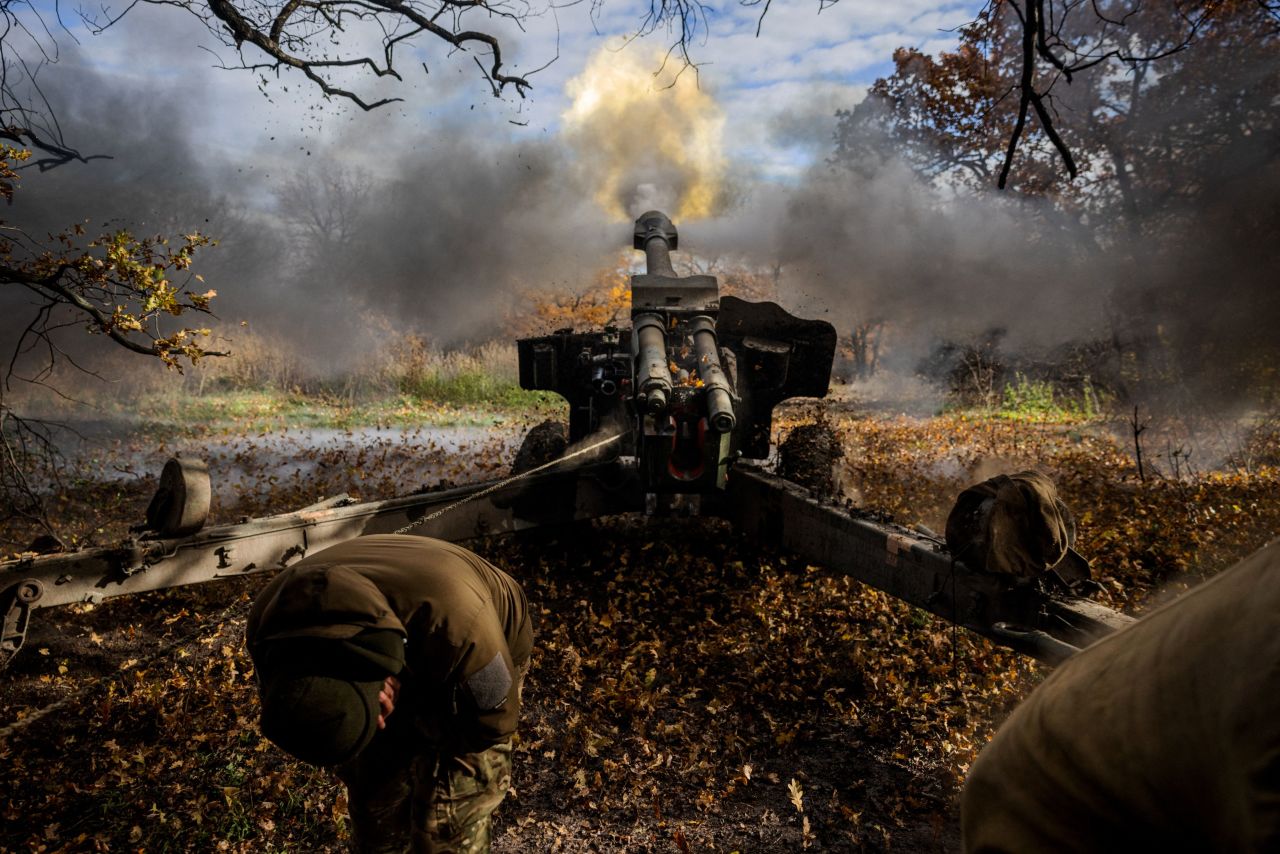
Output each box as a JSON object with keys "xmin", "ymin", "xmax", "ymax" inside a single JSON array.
[{"xmin": 0, "ymin": 44, "xmax": 624, "ymax": 372}]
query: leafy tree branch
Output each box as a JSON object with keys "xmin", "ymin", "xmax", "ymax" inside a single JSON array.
[{"xmin": 0, "ymin": 145, "xmax": 225, "ymax": 539}]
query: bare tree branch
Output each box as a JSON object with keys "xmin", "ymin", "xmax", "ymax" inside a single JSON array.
[
  {"xmin": 1000, "ymin": 0, "xmax": 1219, "ymax": 185},
  {"xmin": 124, "ymin": 0, "xmax": 540, "ymax": 111}
]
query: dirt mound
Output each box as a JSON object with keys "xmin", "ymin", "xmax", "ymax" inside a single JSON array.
[{"xmin": 778, "ymin": 422, "xmax": 844, "ymax": 498}]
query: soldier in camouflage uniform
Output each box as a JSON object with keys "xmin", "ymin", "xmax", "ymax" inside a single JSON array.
[{"xmin": 246, "ymin": 534, "xmax": 532, "ymax": 853}]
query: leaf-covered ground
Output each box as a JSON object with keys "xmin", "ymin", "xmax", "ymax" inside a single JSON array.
[{"xmin": 3, "ymin": 398, "xmax": 1278, "ymax": 852}]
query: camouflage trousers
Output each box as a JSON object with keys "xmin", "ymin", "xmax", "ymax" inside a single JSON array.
[
  {"xmin": 337, "ymin": 738, "xmax": 513, "ymax": 854},
  {"xmin": 336, "ymin": 664, "xmax": 524, "ymax": 854}
]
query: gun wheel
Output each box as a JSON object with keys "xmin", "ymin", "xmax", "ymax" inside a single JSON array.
[
  {"xmin": 145, "ymin": 457, "xmax": 212, "ymax": 537},
  {"xmin": 512, "ymin": 419, "xmax": 569, "ymax": 475}
]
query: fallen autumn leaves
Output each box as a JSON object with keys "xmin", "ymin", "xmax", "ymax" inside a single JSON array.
[{"xmin": 2, "ymin": 401, "xmax": 1278, "ymax": 851}]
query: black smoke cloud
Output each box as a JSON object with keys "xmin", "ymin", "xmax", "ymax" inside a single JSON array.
[
  {"xmin": 0, "ymin": 44, "xmax": 624, "ymax": 373},
  {"xmin": 687, "ymin": 158, "xmax": 1116, "ymax": 371}
]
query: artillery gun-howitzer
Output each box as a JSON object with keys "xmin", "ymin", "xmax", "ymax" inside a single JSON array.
[
  {"xmin": 0, "ymin": 211, "xmax": 1131, "ymax": 669},
  {"xmin": 516, "ymin": 210, "xmax": 835, "ymax": 497}
]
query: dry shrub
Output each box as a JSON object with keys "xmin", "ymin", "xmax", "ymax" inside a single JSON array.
[
  {"xmin": 507, "ymin": 256, "xmax": 631, "ymax": 339},
  {"xmin": 189, "ymin": 326, "xmax": 305, "ymax": 393},
  {"xmin": 180, "ymin": 323, "xmax": 522, "ymax": 402},
  {"xmin": 374, "ymin": 336, "xmax": 515, "ymax": 386}
]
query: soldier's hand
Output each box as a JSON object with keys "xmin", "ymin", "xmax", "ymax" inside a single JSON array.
[{"xmin": 377, "ymin": 675, "xmax": 401, "ymax": 729}]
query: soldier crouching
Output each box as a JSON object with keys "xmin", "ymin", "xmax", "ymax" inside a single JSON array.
[{"xmin": 245, "ymin": 534, "xmax": 533, "ymax": 853}]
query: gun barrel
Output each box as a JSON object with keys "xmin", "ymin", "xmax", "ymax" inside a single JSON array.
[
  {"xmin": 691, "ymin": 315, "xmax": 737, "ymax": 433},
  {"xmin": 643, "ymin": 237, "xmax": 676, "ymax": 277}
]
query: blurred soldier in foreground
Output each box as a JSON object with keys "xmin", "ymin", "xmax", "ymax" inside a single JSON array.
[
  {"xmin": 962, "ymin": 537, "xmax": 1280, "ymax": 852},
  {"xmin": 246, "ymin": 535, "xmax": 533, "ymax": 853}
]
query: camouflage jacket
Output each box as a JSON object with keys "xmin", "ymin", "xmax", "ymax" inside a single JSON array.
[{"xmin": 247, "ymin": 535, "xmax": 533, "ymax": 753}]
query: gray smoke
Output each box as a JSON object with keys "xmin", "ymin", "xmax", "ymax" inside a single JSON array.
[
  {"xmin": 3, "ymin": 16, "xmax": 1276, "ymax": 416},
  {"xmin": 688, "ymin": 42, "xmax": 1280, "ymax": 412},
  {"xmin": 682, "ymin": 158, "xmax": 1115, "ymax": 373},
  {"xmin": 280, "ymin": 129, "xmax": 616, "ymax": 353},
  {"xmin": 0, "ymin": 46, "xmax": 624, "ymax": 375}
]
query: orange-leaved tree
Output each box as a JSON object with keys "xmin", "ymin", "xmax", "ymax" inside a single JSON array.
[
  {"xmin": 508, "ymin": 254, "xmax": 633, "ymax": 338},
  {"xmin": 508, "ymin": 253, "xmax": 785, "ymax": 339}
]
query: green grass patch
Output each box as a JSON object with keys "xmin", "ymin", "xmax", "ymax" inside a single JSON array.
[
  {"xmin": 105, "ymin": 386, "xmax": 562, "ymax": 435},
  {"xmin": 398, "ymin": 371, "xmax": 554, "ymax": 408},
  {"xmin": 993, "ymin": 373, "xmax": 1107, "ymax": 423}
]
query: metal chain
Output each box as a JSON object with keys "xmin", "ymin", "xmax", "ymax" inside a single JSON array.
[{"xmin": 393, "ymin": 432, "xmax": 622, "ymax": 535}]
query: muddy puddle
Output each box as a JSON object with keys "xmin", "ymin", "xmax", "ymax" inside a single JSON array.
[{"xmin": 44, "ymin": 422, "xmax": 525, "ymax": 509}]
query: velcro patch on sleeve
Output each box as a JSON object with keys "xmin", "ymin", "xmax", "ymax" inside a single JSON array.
[{"xmin": 465, "ymin": 652, "xmax": 512, "ymax": 710}]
